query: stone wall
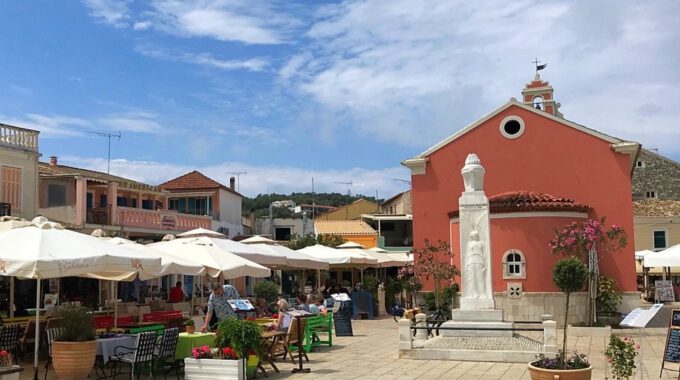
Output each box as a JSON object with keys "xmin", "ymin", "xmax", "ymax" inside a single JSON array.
[{"xmin": 632, "ymin": 149, "xmax": 680, "ymax": 200}]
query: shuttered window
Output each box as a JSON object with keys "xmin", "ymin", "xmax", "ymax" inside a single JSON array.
[{"xmin": 1, "ymin": 166, "xmax": 22, "ymax": 211}]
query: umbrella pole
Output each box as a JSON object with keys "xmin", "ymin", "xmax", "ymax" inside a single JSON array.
[
  {"xmin": 9, "ymin": 276, "xmax": 14, "ymax": 318},
  {"xmin": 114, "ymin": 281, "xmax": 118, "ymax": 329},
  {"xmin": 34, "ymin": 277, "xmax": 41, "ymax": 380}
]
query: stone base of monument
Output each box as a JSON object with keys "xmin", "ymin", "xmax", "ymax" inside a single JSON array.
[
  {"xmin": 451, "ymin": 308, "xmax": 503, "ymax": 322},
  {"xmin": 399, "ymin": 335, "xmax": 544, "ymax": 363},
  {"xmin": 440, "ymin": 321, "xmax": 514, "ymax": 337}
]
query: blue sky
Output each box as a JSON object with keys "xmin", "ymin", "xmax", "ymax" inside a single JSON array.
[{"xmin": 1, "ymin": 1, "xmax": 679, "ymax": 197}]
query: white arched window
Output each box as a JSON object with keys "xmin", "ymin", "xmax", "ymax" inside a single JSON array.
[{"xmin": 502, "ymin": 249, "xmax": 526, "ymax": 279}]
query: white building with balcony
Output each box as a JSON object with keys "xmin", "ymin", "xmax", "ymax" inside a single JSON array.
[{"xmin": 0, "ymin": 123, "xmax": 40, "ymax": 219}]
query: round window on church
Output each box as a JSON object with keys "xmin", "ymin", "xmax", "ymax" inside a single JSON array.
[{"xmin": 500, "ymin": 115, "xmax": 525, "ymax": 139}]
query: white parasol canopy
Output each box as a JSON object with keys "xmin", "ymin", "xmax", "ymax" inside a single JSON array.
[
  {"xmin": 644, "ymin": 245, "xmax": 680, "ymax": 267},
  {"xmin": 175, "ymin": 229, "xmax": 287, "ymax": 267},
  {"xmin": 297, "ymin": 244, "xmax": 378, "ymax": 266},
  {"xmin": 635, "ymin": 249, "xmax": 655, "ymax": 261},
  {"xmin": 337, "ymin": 241, "xmax": 401, "ymax": 267},
  {"xmin": 0, "ymin": 216, "xmax": 162, "ymax": 376},
  {"xmin": 0, "ymin": 217, "xmax": 162, "ymax": 279},
  {"xmin": 240, "ymin": 235, "xmax": 329, "ymax": 270},
  {"xmin": 98, "ymin": 235, "xmax": 205, "ymax": 276},
  {"xmin": 149, "ymin": 236, "xmax": 271, "ymax": 278}
]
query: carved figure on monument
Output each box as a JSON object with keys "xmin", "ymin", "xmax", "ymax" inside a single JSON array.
[{"xmin": 465, "ymin": 230, "xmax": 486, "ymax": 298}]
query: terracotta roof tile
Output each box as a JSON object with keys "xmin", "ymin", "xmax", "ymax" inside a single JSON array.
[
  {"xmin": 449, "ymin": 191, "xmax": 591, "ymax": 217},
  {"xmin": 314, "ymin": 220, "xmax": 378, "ymax": 235},
  {"xmin": 634, "ymin": 200, "xmax": 680, "ymax": 217},
  {"xmin": 38, "ymin": 162, "xmax": 163, "ymax": 192},
  {"xmin": 159, "ymin": 171, "xmax": 241, "ymax": 196}
]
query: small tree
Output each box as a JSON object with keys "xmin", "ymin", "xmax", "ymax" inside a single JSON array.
[
  {"xmin": 553, "ymin": 256, "xmax": 589, "ymax": 366},
  {"xmin": 549, "ymin": 218, "xmax": 627, "ymax": 325},
  {"xmin": 412, "ymin": 240, "xmax": 459, "ymax": 310},
  {"xmin": 397, "ymin": 264, "xmax": 421, "ymax": 307}
]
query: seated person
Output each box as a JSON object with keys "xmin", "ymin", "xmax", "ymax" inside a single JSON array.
[
  {"xmin": 307, "ymin": 294, "xmax": 320, "ymax": 315},
  {"xmin": 316, "ymin": 297, "xmax": 328, "ymax": 316},
  {"xmin": 254, "ymin": 298, "xmax": 269, "ymax": 317},
  {"xmin": 296, "ymin": 293, "xmax": 310, "ymax": 312},
  {"xmin": 168, "ymin": 281, "xmax": 185, "ymax": 303},
  {"xmin": 273, "ymin": 299, "xmax": 292, "ymax": 332}
]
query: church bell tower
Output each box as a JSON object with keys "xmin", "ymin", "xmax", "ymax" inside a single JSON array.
[{"xmin": 521, "ymin": 73, "xmax": 563, "ymax": 118}]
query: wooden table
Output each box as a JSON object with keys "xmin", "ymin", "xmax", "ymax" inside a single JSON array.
[{"xmin": 259, "ymin": 330, "xmax": 286, "ymax": 376}]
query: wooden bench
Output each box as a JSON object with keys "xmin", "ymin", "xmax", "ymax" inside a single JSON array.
[{"xmin": 303, "ymin": 312, "xmax": 333, "ymax": 352}]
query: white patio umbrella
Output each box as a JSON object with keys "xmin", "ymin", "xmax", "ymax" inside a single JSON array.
[
  {"xmin": 148, "ymin": 236, "xmax": 271, "ymax": 279},
  {"xmin": 644, "ymin": 245, "xmax": 680, "ymax": 267},
  {"xmin": 297, "ymin": 244, "xmax": 378, "ymax": 266},
  {"xmin": 176, "ymin": 228, "xmax": 288, "ymax": 267},
  {"xmin": 0, "ymin": 217, "xmax": 162, "ymax": 377},
  {"xmin": 240, "ymin": 235, "xmax": 329, "ymax": 270},
  {"xmin": 338, "ymin": 241, "xmax": 403, "ymax": 267},
  {"xmin": 636, "ymin": 249, "xmax": 655, "ymax": 261},
  {"xmin": 97, "ymin": 235, "xmax": 205, "ymax": 277},
  {"xmin": 369, "ymin": 247, "xmax": 413, "ymax": 266}
]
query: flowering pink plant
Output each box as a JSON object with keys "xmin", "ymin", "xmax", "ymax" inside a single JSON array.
[
  {"xmin": 410, "ymin": 240, "xmax": 459, "ymax": 309},
  {"xmin": 222, "ymin": 347, "xmax": 239, "ymax": 360},
  {"xmin": 605, "ymin": 335, "xmax": 639, "ymax": 379},
  {"xmin": 191, "ymin": 345, "xmax": 240, "ymax": 360},
  {"xmin": 0, "ymin": 350, "xmax": 12, "ymax": 367},
  {"xmin": 549, "ymin": 218, "xmax": 627, "ymax": 257},
  {"xmin": 191, "ymin": 345, "xmax": 213, "ymax": 359}
]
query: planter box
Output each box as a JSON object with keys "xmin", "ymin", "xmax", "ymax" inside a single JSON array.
[
  {"xmin": 567, "ymin": 324, "xmax": 611, "ymax": 337},
  {"xmin": 528, "ymin": 363, "xmax": 592, "ymax": 380},
  {"xmin": 0, "ymin": 366, "xmax": 22, "ymax": 380},
  {"xmin": 184, "ymin": 358, "xmax": 244, "ymax": 380}
]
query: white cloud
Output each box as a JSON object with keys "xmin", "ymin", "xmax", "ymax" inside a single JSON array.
[
  {"xmin": 0, "ymin": 114, "xmax": 90, "ymax": 138},
  {"xmin": 135, "ymin": 43, "xmax": 268, "ymax": 72},
  {"xmin": 81, "ymin": 0, "xmax": 131, "ymax": 28},
  {"xmin": 58, "ymin": 155, "xmax": 411, "ymax": 198},
  {"xmin": 145, "ymin": 0, "xmax": 300, "ymax": 44},
  {"xmin": 97, "ymin": 111, "xmax": 166, "ymax": 134},
  {"xmin": 280, "ymin": 0, "xmax": 680, "ymax": 157}
]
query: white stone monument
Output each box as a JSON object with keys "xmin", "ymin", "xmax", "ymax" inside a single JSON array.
[{"xmin": 443, "ymin": 153, "xmax": 509, "ymax": 335}]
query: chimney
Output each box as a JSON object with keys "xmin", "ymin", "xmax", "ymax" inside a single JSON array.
[
  {"xmin": 229, "ymin": 176, "xmax": 236, "ymax": 190},
  {"xmin": 49, "ymin": 156, "xmax": 58, "ymax": 166}
]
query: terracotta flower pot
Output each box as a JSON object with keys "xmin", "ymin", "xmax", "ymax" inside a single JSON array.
[
  {"xmin": 52, "ymin": 340, "xmax": 97, "ymax": 380},
  {"xmin": 186, "ymin": 325, "xmax": 196, "ymax": 334},
  {"xmin": 528, "ymin": 363, "xmax": 592, "ymax": 380}
]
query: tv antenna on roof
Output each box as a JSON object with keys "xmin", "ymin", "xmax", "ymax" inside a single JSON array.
[
  {"xmin": 393, "ymin": 178, "xmax": 412, "ymax": 187},
  {"xmin": 87, "ymin": 131, "xmax": 121, "ymax": 174},
  {"xmin": 227, "ymin": 170, "xmax": 247, "ymax": 192},
  {"xmin": 335, "ymin": 180, "xmax": 352, "ymax": 196}
]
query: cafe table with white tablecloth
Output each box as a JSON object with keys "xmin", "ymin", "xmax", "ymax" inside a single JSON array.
[{"xmin": 96, "ymin": 335, "xmax": 138, "ymax": 364}]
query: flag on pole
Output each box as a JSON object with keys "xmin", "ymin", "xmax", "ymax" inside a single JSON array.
[{"xmin": 536, "ymin": 62, "xmax": 548, "ymax": 71}]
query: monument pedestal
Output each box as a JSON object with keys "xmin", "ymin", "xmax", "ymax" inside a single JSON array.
[
  {"xmin": 445, "ymin": 308, "xmax": 512, "ymax": 337},
  {"xmin": 459, "ymin": 297, "xmax": 495, "ymax": 310}
]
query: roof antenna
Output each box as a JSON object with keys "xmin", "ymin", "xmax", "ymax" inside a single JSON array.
[{"xmin": 87, "ymin": 131, "xmax": 121, "ymax": 174}]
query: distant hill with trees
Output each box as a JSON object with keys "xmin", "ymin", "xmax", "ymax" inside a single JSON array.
[{"xmin": 243, "ymin": 192, "xmax": 381, "ymax": 217}]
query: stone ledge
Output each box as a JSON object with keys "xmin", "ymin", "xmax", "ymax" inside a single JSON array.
[{"xmin": 399, "ymin": 348, "xmax": 540, "ymax": 363}]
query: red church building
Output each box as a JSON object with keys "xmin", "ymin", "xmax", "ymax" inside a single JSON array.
[{"xmin": 402, "ymin": 74, "xmax": 640, "ymax": 322}]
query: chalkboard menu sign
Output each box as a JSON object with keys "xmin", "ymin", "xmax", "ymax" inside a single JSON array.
[
  {"xmin": 662, "ymin": 309, "xmax": 680, "ymax": 377},
  {"xmin": 333, "ymin": 300, "xmax": 354, "ymax": 336},
  {"xmin": 352, "ymin": 291, "xmax": 374, "ymax": 319},
  {"xmin": 665, "ymin": 329, "xmax": 680, "ymax": 363},
  {"xmin": 656, "ymin": 280, "xmax": 675, "ymax": 302}
]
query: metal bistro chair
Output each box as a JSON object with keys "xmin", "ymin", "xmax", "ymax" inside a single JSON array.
[
  {"xmin": 109, "ymin": 331, "xmax": 157, "ymax": 380},
  {"xmin": 0, "ymin": 323, "xmax": 21, "ymax": 362},
  {"xmin": 44, "ymin": 327, "xmax": 64, "ymax": 380},
  {"xmin": 153, "ymin": 327, "xmax": 180, "ymax": 380}
]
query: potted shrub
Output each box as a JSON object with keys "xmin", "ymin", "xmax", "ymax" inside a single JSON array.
[
  {"xmin": 214, "ymin": 318, "xmax": 264, "ymax": 379},
  {"xmin": 596, "ymin": 275, "xmax": 623, "ymax": 327},
  {"xmin": 184, "ymin": 318, "xmax": 264, "ymax": 380},
  {"xmin": 528, "ymin": 256, "xmax": 592, "ymax": 380},
  {"xmin": 604, "ymin": 335, "xmax": 639, "ymax": 379},
  {"xmin": 253, "ymin": 280, "xmax": 279, "ymax": 304},
  {"xmin": 184, "ymin": 345, "xmax": 243, "ymax": 380},
  {"xmin": 51, "ymin": 304, "xmax": 97, "ymax": 380},
  {"xmin": 185, "ymin": 319, "xmax": 196, "ymax": 334}
]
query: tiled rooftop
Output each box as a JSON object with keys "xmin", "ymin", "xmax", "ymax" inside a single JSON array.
[
  {"xmin": 634, "ymin": 199, "xmax": 680, "ymax": 217},
  {"xmin": 159, "ymin": 170, "xmax": 240, "ymax": 196},
  {"xmin": 314, "ymin": 219, "xmax": 378, "ymax": 235},
  {"xmin": 449, "ymin": 191, "xmax": 590, "ymax": 217}
]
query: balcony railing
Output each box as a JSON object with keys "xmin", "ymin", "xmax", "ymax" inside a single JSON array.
[
  {"xmin": 0, "ymin": 124, "xmax": 39, "ymax": 152},
  {"xmin": 118, "ymin": 207, "xmax": 211, "ymax": 231}
]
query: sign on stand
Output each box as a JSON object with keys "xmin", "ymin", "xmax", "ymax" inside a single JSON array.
[
  {"xmin": 620, "ymin": 304, "xmax": 664, "ymax": 380},
  {"xmin": 655, "ymin": 280, "xmax": 675, "ymax": 302},
  {"xmin": 660, "ymin": 309, "xmax": 680, "ymax": 377}
]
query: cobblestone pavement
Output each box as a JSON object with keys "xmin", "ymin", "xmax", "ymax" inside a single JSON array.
[{"xmin": 20, "ymin": 316, "xmax": 680, "ymax": 379}]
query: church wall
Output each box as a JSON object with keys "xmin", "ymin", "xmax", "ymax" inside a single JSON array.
[
  {"xmin": 412, "ymin": 103, "xmax": 637, "ymax": 293},
  {"xmin": 451, "ymin": 215, "xmax": 590, "ymax": 293}
]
